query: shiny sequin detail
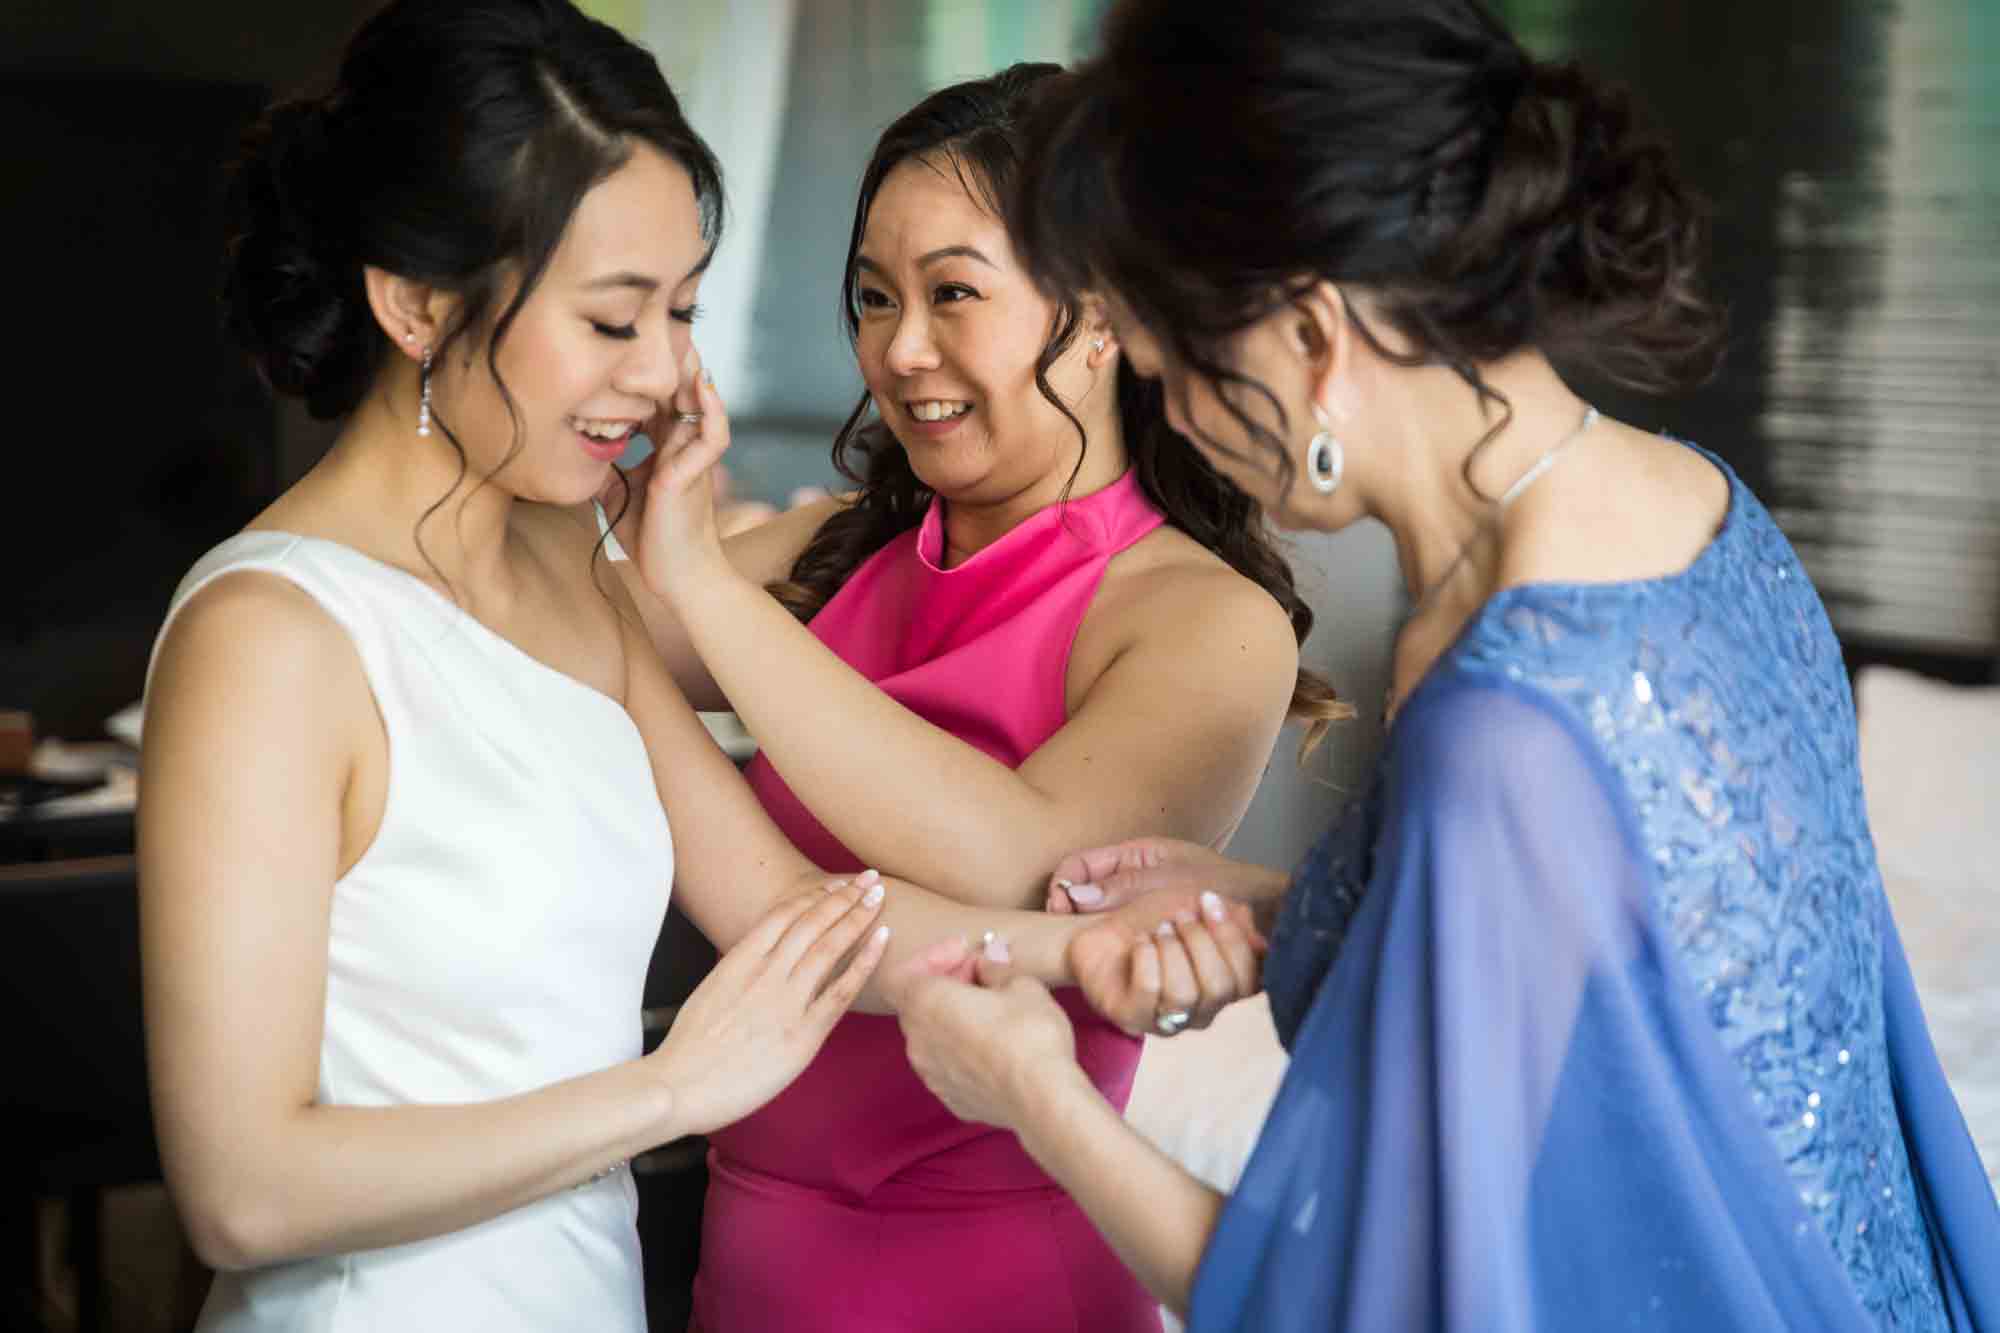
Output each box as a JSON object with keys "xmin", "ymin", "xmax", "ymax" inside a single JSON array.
[{"xmin": 1265, "ymin": 453, "xmax": 1950, "ymax": 1329}]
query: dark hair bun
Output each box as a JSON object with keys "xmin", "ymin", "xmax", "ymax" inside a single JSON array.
[
  {"xmin": 1442, "ymin": 58, "xmax": 1725, "ymax": 392},
  {"xmin": 1014, "ymin": 0, "xmax": 1724, "ymax": 401},
  {"xmin": 222, "ymin": 96, "xmax": 376, "ymax": 420}
]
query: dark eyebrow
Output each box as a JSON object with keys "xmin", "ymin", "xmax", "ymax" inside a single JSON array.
[
  {"xmin": 920, "ymin": 244, "xmax": 996, "ymax": 269},
  {"xmin": 853, "ymin": 245, "xmax": 997, "ymax": 279},
  {"xmin": 584, "ymin": 247, "xmax": 715, "ymax": 293},
  {"xmin": 583, "ymin": 271, "xmax": 659, "ymax": 293}
]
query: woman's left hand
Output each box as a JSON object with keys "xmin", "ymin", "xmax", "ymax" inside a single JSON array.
[
  {"xmin": 632, "ymin": 343, "xmax": 735, "ymax": 604},
  {"xmin": 897, "ymin": 943, "xmax": 1084, "ymax": 1133}
]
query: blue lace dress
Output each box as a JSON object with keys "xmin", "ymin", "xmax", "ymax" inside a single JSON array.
[{"xmin": 1189, "ymin": 450, "xmax": 2000, "ymax": 1331}]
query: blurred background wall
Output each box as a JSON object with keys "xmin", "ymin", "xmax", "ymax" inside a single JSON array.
[{"xmin": 4, "ymin": 0, "xmax": 1995, "ymax": 874}]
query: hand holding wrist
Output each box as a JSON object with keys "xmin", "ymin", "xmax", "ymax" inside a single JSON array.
[{"xmin": 1007, "ymin": 912, "xmax": 1086, "ymax": 988}]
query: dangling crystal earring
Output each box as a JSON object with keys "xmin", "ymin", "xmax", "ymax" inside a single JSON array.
[
  {"xmin": 417, "ymin": 345, "xmax": 433, "ymax": 438},
  {"xmin": 1306, "ymin": 401, "xmax": 1343, "ymax": 495}
]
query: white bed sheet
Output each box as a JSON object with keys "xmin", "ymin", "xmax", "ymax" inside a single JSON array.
[{"xmin": 1123, "ymin": 993, "xmax": 1289, "ymax": 1332}]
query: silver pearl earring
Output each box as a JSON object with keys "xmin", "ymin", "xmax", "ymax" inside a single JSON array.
[
  {"xmin": 1306, "ymin": 402, "xmax": 1343, "ymax": 495},
  {"xmin": 417, "ymin": 345, "xmax": 433, "ymax": 438}
]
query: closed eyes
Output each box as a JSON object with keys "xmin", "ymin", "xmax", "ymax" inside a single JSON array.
[{"xmin": 591, "ymin": 304, "xmax": 702, "ymax": 340}]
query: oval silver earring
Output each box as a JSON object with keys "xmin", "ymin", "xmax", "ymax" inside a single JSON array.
[{"xmin": 1306, "ymin": 402, "xmax": 1343, "ymax": 495}]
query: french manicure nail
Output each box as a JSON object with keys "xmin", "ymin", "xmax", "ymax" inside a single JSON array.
[
  {"xmin": 1154, "ymin": 921, "xmax": 1175, "ymax": 938},
  {"xmin": 862, "ymin": 883, "xmax": 884, "ymax": 907},
  {"xmin": 855, "ymin": 868, "xmax": 881, "ymax": 887},
  {"xmin": 873, "ymin": 925, "xmax": 891, "ymax": 944},
  {"xmin": 1066, "ymin": 881, "xmax": 1104, "ymax": 905},
  {"xmin": 983, "ymin": 934, "xmax": 1011, "ymax": 963},
  {"xmin": 1200, "ymin": 890, "xmax": 1225, "ymax": 922}
]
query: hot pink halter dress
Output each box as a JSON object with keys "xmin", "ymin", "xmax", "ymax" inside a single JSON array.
[{"xmin": 691, "ymin": 470, "xmax": 1166, "ymax": 1333}]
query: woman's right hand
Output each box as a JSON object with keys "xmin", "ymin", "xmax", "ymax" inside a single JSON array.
[
  {"xmin": 645, "ymin": 879, "xmax": 889, "ymax": 1138},
  {"xmin": 634, "ymin": 346, "xmax": 735, "ymax": 606},
  {"xmin": 1046, "ymin": 836, "xmax": 1288, "ymax": 914},
  {"xmin": 1065, "ymin": 887, "xmax": 1267, "ymax": 1036}
]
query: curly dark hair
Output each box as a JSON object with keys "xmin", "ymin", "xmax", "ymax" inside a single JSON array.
[
  {"xmin": 772, "ymin": 63, "xmax": 1351, "ymax": 750},
  {"xmin": 1011, "ymin": 0, "xmax": 1725, "ymax": 501}
]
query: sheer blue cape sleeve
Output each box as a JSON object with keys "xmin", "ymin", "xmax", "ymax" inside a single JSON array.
[
  {"xmin": 1879, "ymin": 901, "xmax": 2000, "ymax": 1327},
  {"xmin": 1188, "ymin": 676, "xmax": 1883, "ymax": 1332}
]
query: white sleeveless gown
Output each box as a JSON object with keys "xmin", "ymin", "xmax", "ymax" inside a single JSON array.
[{"xmin": 150, "ymin": 531, "xmax": 673, "ymax": 1332}]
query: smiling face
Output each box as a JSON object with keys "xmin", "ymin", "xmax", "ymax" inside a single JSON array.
[
  {"xmin": 851, "ymin": 157, "xmax": 1099, "ymax": 502},
  {"xmin": 430, "ymin": 142, "xmax": 709, "ymax": 505}
]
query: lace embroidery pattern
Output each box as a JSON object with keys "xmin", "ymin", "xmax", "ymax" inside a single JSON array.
[{"xmin": 1267, "ymin": 455, "xmax": 1948, "ymax": 1329}]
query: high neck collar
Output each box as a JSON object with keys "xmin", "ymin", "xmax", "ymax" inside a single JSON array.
[{"xmin": 915, "ymin": 468, "xmax": 1154, "ymax": 574}]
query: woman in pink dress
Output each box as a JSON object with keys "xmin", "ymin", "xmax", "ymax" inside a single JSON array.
[{"xmin": 613, "ymin": 65, "xmax": 1349, "ymax": 1332}]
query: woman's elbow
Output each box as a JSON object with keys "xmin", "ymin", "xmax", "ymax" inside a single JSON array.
[{"xmin": 173, "ymin": 1178, "xmax": 295, "ymax": 1272}]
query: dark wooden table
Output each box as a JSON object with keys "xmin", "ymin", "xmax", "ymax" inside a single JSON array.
[{"xmin": 0, "ymin": 806, "xmax": 136, "ymax": 865}]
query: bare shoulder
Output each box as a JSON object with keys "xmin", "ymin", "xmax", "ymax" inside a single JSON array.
[
  {"xmin": 148, "ymin": 567, "xmax": 371, "ymax": 751},
  {"xmin": 1616, "ymin": 428, "xmax": 1730, "ymax": 527},
  {"xmin": 1077, "ymin": 524, "xmax": 1299, "ymax": 688},
  {"xmin": 1502, "ymin": 424, "xmax": 1730, "ymax": 589},
  {"xmin": 1101, "ymin": 524, "xmax": 1290, "ymax": 631},
  {"xmin": 157, "ymin": 567, "xmax": 355, "ymax": 677}
]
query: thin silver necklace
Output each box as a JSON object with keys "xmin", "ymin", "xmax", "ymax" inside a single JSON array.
[{"xmin": 1384, "ymin": 403, "xmax": 1600, "ymax": 719}]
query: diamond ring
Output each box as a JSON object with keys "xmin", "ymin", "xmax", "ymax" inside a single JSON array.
[
  {"xmin": 1154, "ymin": 1008, "xmax": 1192, "ymax": 1037},
  {"xmin": 675, "ymin": 411, "xmax": 703, "ymax": 425}
]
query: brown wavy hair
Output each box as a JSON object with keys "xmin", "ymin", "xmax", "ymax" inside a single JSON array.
[{"xmin": 771, "ymin": 62, "xmax": 1350, "ymax": 751}]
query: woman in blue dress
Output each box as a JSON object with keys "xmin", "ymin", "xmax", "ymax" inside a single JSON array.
[{"xmin": 894, "ymin": 0, "xmax": 2000, "ymax": 1328}]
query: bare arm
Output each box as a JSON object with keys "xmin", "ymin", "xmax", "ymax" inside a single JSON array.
[
  {"xmin": 141, "ymin": 574, "xmax": 886, "ymax": 1272},
  {"xmin": 608, "ymin": 588, "xmax": 1271, "ymax": 1027},
  {"xmin": 663, "ymin": 556, "xmax": 1296, "ymax": 909},
  {"xmin": 627, "ymin": 376, "xmax": 1301, "ymax": 908},
  {"xmin": 1017, "ymin": 1066, "xmax": 1225, "ymax": 1315},
  {"xmin": 899, "ymin": 963, "xmax": 1227, "ymax": 1316},
  {"xmin": 612, "ymin": 605, "xmax": 1088, "ymax": 1007},
  {"xmin": 600, "ymin": 481, "xmax": 843, "ymax": 710}
]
